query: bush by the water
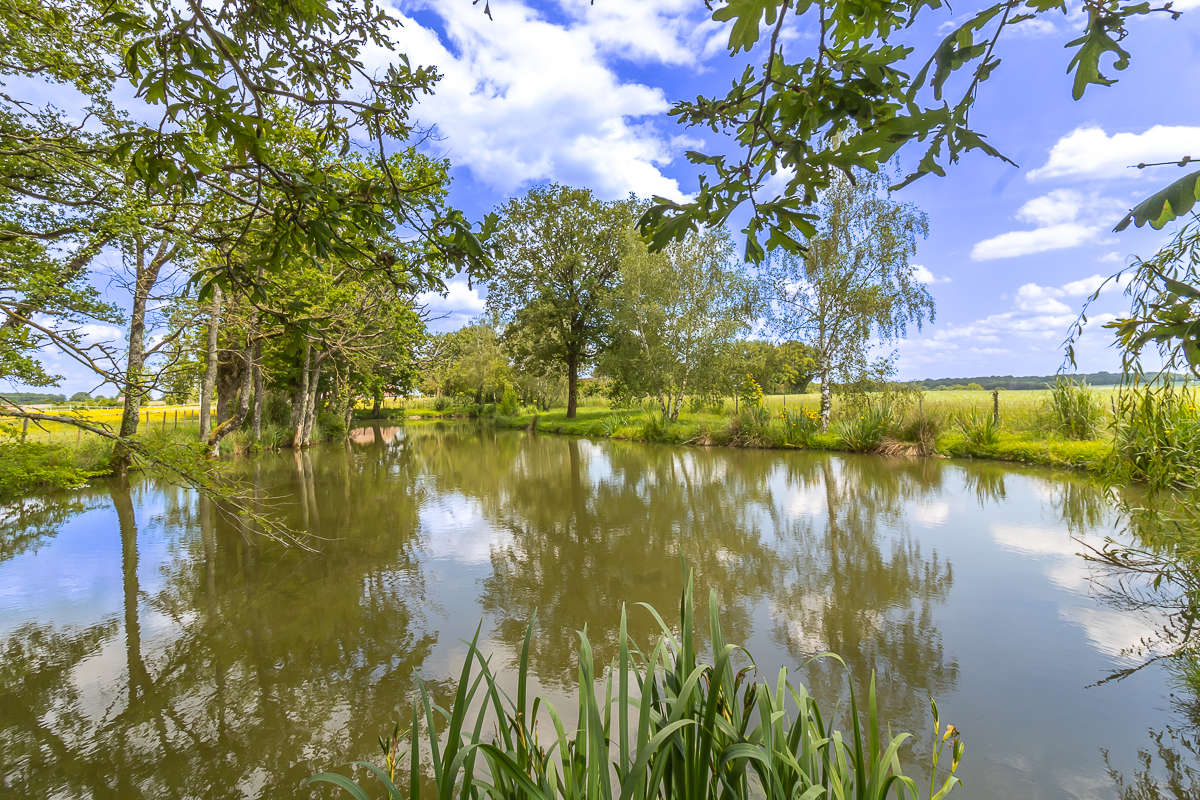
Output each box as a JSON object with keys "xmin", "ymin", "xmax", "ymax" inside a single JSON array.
[
  {"xmin": 955, "ymin": 409, "xmax": 1000, "ymax": 446},
  {"xmin": 1045, "ymin": 377, "xmax": 1104, "ymax": 440},
  {"xmin": 834, "ymin": 399, "xmax": 895, "ymax": 452},
  {"xmin": 0, "ymin": 439, "xmax": 96, "ymax": 501},
  {"xmin": 1112, "ymin": 385, "xmax": 1200, "ymax": 491},
  {"xmin": 310, "ymin": 574, "xmax": 964, "ymax": 800}
]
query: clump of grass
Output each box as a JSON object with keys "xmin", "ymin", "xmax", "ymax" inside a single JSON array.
[
  {"xmin": 1045, "ymin": 377, "xmax": 1104, "ymax": 440},
  {"xmin": 834, "ymin": 399, "xmax": 894, "ymax": 452},
  {"xmin": 898, "ymin": 409, "xmax": 944, "ymax": 456},
  {"xmin": 309, "ymin": 571, "xmax": 965, "ymax": 800},
  {"xmin": 955, "ymin": 409, "xmax": 1000, "ymax": 446},
  {"xmin": 779, "ymin": 405, "xmax": 821, "ymax": 446},
  {"xmin": 1111, "ymin": 384, "xmax": 1200, "ymax": 490}
]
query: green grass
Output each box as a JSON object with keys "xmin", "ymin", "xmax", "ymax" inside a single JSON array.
[
  {"xmin": 395, "ymin": 389, "xmax": 1119, "ymax": 474},
  {"xmin": 310, "ymin": 571, "xmax": 964, "ymax": 800}
]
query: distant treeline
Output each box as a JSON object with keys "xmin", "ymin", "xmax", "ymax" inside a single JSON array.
[
  {"xmin": 907, "ymin": 372, "xmax": 1186, "ymax": 391},
  {"xmin": 1, "ymin": 392, "xmax": 67, "ymax": 405}
]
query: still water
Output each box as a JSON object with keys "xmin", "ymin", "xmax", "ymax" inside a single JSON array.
[{"xmin": 0, "ymin": 424, "xmax": 1184, "ymax": 798}]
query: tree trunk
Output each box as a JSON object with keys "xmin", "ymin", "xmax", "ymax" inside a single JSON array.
[
  {"xmin": 199, "ymin": 284, "xmax": 223, "ymax": 439},
  {"xmin": 301, "ymin": 356, "xmax": 322, "ymax": 445},
  {"xmin": 208, "ymin": 338, "xmax": 254, "ymax": 453},
  {"xmin": 112, "ymin": 240, "xmax": 169, "ymax": 475},
  {"xmin": 291, "ymin": 341, "xmax": 311, "ymax": 449},
  {"xmin": 819, "ymin": 371, "xmax": 832, "ymax": 433},
  {"xmin": 566, "ymin": 351, "xmax": 579, "ymax": 419},
  {"xmin": 251, "ymin": 338, "xmax": 263, "ymax": 442}
]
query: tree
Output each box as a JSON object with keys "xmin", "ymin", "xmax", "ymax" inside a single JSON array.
[
  {"xmin": 765, "ymin": 170, "xmax": 933, "ymax": 430},
  {"xmin": 486, "ymin": 185, "xmax": 634, "ymax": 418},
  {"xmin": 774, "ymin": 340, "xmax": 819, "ymax": 393},
  {"xmin": 639, "ymin": 0, "xmax": 1180, "ymax": 259},
  {"xmin": 601, "ymin": 227, "xmax": 758, "ymax": 419}
]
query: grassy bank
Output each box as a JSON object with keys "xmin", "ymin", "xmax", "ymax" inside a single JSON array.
[{"xmin": 380, "ymin": 388, "xmax": 1117, "ymax": 474}]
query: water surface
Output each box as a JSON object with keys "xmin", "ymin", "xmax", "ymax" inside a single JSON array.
[{"xmin": 0, "ymin": 424, "xmax": 1181, "ymax": 798}]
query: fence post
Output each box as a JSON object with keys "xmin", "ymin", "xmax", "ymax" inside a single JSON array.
[
  {"xmin": 22, "ymin": 417, "xmax": 29, "ymax": 441},
  {"xmin": 174, "ymin": 410, "xmax": 179, "ymax": 430},
  {"xmin": 992, "ymin": 389, "xmax": 1000, "ymax": 425},
  {"xmin": 76, "ymin": 427, "xmax": 82, "ymax": 447}
]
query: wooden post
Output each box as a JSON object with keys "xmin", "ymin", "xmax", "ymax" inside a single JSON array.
[
  {"xmin": 21, "ymin": 417, "xmax": 28, "ymax": 441},
  {"xmin": 162, "ymin": 412, "xmax": 167, "ymax": 431},
  {"xmin": 76, "ymin": 427, "xmax": 81, "ymax": 447},
  {"xmin": 992, "ymin": 389, "xmax": 1000, "ymax": 425},
  {"xmin": 174, "ymin": 410, "xmax": 179, "ymax": 430}
]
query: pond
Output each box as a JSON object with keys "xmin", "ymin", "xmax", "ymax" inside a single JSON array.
[{"xmin": 0, "ymin": 423, "xmax": 1186, "ymax": 798}]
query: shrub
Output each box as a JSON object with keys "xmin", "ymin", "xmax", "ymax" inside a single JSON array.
[
  {"xmin": 739, "ymin": 373, "xmax": 764, "ymax": 409},
  {"xmin": 432, "ymin": 395, "xmax": 452, "ymax": 412},
  {"xmin": 0, "ymin": 439, "xmax": 96, "ymax": 501},
  {"xmin": 833, "ymin": 399, "xmax": 894, "ymax": 452},
  {"xmin": 728, "ymin": 405, "xmax": 772, "ymax": 446},
  {"xmin": 955, "ymin": 409, "xmax": 1000, "ymax": 446},
  {"xmin": 1045, "ymin": 377, "xmax": 1104, "ymax": 440},
  {"xmin": 309, "ymin": 573, "xmax": 965, "ymax": 800},
  {"xmin": 498, "ymin": 385, "xmax": 520, "ymax": 416},
  {"xmin": 1112, "ymin": 385, "xmax": 1200, "ymax": 490},
  {"xmin": 899, "ymin": 409, "xmax": 944, "ymax": 455},
  {"xmin": 780, "ymin": 405, "xmax": 821, "ymax": 445}
]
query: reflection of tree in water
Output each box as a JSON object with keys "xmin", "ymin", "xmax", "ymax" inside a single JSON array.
[
  {"xmin": 411, "ymin": 423, "xmax": 960, "ymax": 725},
  {"xmin": 0, "ymin": 442, "xmax": 441, "ymax": 799},
  {"xmin": 1080, "ymin": 490, "xmax": 1200, "ymax": 797},
  {"xmin": 767, "ymin": 456, "xmax": 957, "ymax": 735},
  {"xmin": 0, "ymin": 490, "xmax": 106, "ymax": 564},
  {"xmin": 473, "ymin": 437, "xmax": 784, "ymax": 680}
]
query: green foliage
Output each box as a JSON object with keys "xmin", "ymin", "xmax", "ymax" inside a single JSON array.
[
  {"xmin": 899, "ymin": 409, "xmax": 945, "ymax": 456},
  {"xmin": 0, "ymin": 439, "xmax": 95, "ymax": 501},
  {"xmin": 955, "ymin": 409, "xmax": 1000, "ymax": 446},
  {"xmin": 739, "ymin": 373, "xmax": 764, "ymax": 409},
  {"xmin": 486, "ymin": 185, "xmax": 636, "ymax": 417},
  {"xmin": 498, "ymin": 385, "xmax": 520, "ymax": 416},
  {"xmin": 600, "ymin": 226, "xmax": 757, "ymax": 420},
  {"xmin": 765, "ymin": 169, "xmax": 933, "ymax": 399},
  {"xmin": 640, "ymin": 0, "xmax": 1169, "ymax": 260},
  {"xmin": 1045, "ymin": 377, "xmax": 1104, "ymax": 440},
  {"xmin": 779, "ymin": 406, "xmax": 821, "ymax": 446},
  {"xmin": 1111, "ymin": 385, "xmax": 1200, "ymax": 490},
  {"xmin": 834, "ymin": 400, "xmax": 895, "ymax": 453},
  {"xmin": 309, "ymin": 573, "xmax": 964, "ymax": 800}
]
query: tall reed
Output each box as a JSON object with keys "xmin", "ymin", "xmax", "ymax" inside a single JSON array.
[{"xmin": 309, "ymin": 573, "xmax": 964, "ymax": 800}]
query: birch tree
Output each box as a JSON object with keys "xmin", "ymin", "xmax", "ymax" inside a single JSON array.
[{"xmin": 765, "ymin": 170, "xmax": 933, "ymax": 430}]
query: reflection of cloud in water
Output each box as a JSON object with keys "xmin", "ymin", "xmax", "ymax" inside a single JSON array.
[
  {"xmin": 990, "ymin": 523, "xmax": 1079, "ymax": 557},
  {"xmin": 909, "ymin": 500, "xmax": 950, "ymax": 527},
  {"xmin": 989, "ymin": 522, "xmax": 1163, "ymax": 662},
  {"xmin": 785, "ymin": 485, "xmax": 825, "ymax": 518},
  {"xmin": 419, "ymin": 494, "xmax": 511, "ymax": 565},
  {"xmin": 1059, "ymin": 606, "xmax": 1166, "ymax": 664}
]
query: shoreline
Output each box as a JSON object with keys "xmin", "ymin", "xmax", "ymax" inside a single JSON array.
[{"xmin": 375, "ymin": 407, "xmax": 1113, "ymax": 475}]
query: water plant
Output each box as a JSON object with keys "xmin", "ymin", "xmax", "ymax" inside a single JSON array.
[
  {"xmin": 1045, "ymin": 377, "xmax": 1104, "ymax": 440},
  {"xmin": 954, "ymin": 409, "xmax": 1000, "ymax": 446},
  {"xmin": 308, "ymin": 573, "xmax": 965, "ymax": 800},
  {"xmin": 1111, "ymin": 384, "xmax": 1200, "ymax": 491},
  {"xmin": 780, "ymin": 405, "xmax": 821, "ymax": 445},
  {"xmin": 834, "ymin": 400, "xmax": 895, "ymax": 453}
]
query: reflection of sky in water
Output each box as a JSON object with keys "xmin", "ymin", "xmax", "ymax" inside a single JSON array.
[{"xmin": 0, "ymin": 430, "xmax": 1182, "ymax": 800}]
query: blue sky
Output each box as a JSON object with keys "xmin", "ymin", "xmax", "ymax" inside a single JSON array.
[
  {"xmin": 389, "ymin": 0, "xmax": 1200, "ymax": 379},
  {"xmin": 13, "ymin": 0, "xmax": 1200, "ymax": 394}
]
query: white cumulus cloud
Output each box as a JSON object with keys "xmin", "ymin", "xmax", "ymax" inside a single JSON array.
[
  {"xmin": 375, "ymin": 0, "xmax": 692, "ymax": 201},
  {"xmin": 1028, "ymin": 124, "xmax": 1200, "ymax": 182},
  {"xmin": 971, "ymin": 189, "xmax": 1125, "ymax": 260}
]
